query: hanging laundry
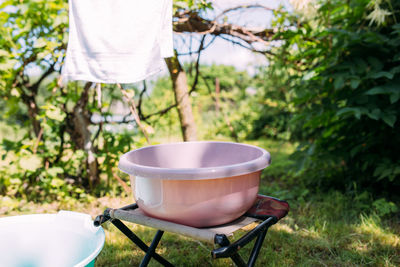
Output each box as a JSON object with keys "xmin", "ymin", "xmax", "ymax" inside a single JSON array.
[{"xmin": 61, "ymin": 0, "xmax": 173, "ymax": 84}]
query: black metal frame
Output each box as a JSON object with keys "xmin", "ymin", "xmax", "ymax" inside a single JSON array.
[{"xmin": 94, "ymin": 204, "xmax": 278, "ymax": 267}]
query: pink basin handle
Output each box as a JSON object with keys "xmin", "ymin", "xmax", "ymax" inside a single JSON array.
[{"xmin": 119, "ymin": 141, "xmax": 271, "ymax": 180}]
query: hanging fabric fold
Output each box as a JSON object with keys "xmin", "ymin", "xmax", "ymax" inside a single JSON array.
[{"xmin": 61, "ymin": 0, "xmax": 173, "ymax": 85}]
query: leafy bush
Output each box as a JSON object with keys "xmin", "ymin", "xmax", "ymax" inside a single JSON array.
[
  {"xmin": 270, "ymin": 0, "xmax": 400, "ymax": 196},
  {"xmin": 249, "ymin": 64, "xmax": 295, "ymax": 141},
  {"xmin": 0, "ymin": 86, "xmax": 141, "ymax": 201}
]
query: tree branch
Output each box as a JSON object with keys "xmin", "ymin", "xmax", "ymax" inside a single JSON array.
[
  {"xmin": 189, "ymin": 35, "xmax": 205, "ymax": 94},
  {"xmin": 218, "ymin": 35, "xmax": 275, "ymax": 56},
  {"xmin": 29, "ymin": 63, "xmax": 56, "ymax": 94},
  {"xmin": 215, "ymin": 5, "xmax": 274, "ymax": 21},
  {"xmin": 137, "ymin": 81, "xmax": 147, "ymax": 120},
  {"xmin": 173, "ymin": 8, "xmax": 277, "ymax": 50},
  {"xmin": 176, "ymin": 35, "xmax": 217, "ymax": 56},
  {"xmin": 118, "ymin": 84, "xmax": 151, "ymax": 144},
  {"xmin": 142, "ymin": 103, "xmax": 178, "ymax": 121}
]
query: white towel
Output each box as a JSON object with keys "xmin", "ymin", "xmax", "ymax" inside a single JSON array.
[{"xmin": 61, "ymin": 0, "xmax": 173, "ymax": 84}]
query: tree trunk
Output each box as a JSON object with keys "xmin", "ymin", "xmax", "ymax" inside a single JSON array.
[
  {"xmin": 66, "ymin": 82, "xmax": 99, "ymax": 189},
  {"xmin": 25, "ymin": 96, "xmax": 41, "ymax": 138},
  {"xmin": 165, "ymin": 54, "xmax": 197, "ymax": 141},
  {"xmin": 20, "ymin": 64, "xmax": 55, "ymax": 138},
  {"xmin": 20, "ymin": 88, "xmax": 42, "ymax": 138}
]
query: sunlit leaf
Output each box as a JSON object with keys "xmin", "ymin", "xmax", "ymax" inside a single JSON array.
[
  {"xmin": 19, "ymin": 154, "xmax": 41, "ymax": 172},
  {"xmin": 45, "ymin": 107, "xmax": 66, "ymax": 121}
]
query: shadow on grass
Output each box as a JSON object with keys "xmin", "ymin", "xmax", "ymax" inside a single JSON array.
[
  {"xmin": 253, "ymin": 186, "xmax": 400, "ymax": 266},
  {"xmin": 254, "ymin": 222, "xmax": 400, "ymax": 267}
]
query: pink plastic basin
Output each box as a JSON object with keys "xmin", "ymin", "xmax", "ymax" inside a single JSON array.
[{"xmin": 118, "ymin": 141, "xmax": 271, "ymax": 227}]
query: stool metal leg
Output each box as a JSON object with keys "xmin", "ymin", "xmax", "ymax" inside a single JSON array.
[
  {"xmin": 214, "ymin": 234, "xmax": 247, "ymax": 267},
  {"xmin": 111, "ymin": 219, "xmax": 174, "ymax": 267},
  {"xmin": 140, "ymin": 230, "xmax": 164, "ymax": 267},
  {"xmin": 98, "ymin": 204, "xmax": 283, "ymax": 267},
  {"xmin": 247, "ymin": 228, "xmax": 268, "ymax": 267},
  {"xmin": 212, "ymin": 217, "xmax": 275, "ymax": 267},
  {"xmin": 230, "ymin": 253, "xmax": 247, "ymax": 267}
]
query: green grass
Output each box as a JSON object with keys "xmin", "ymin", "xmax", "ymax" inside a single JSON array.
[
  {"xmin": 93, "ymin": 194, "xmax": 400, "ymax": 267},
  {"xmin": 1, "ymin": 138, "xmax": 399, "ymax": 266},
  {"xmin": 91, "ymin": 193, "xmax": 399, "ymax": 266}
]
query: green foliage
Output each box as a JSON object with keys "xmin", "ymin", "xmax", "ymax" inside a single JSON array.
[
  {"xmin": 141, "ymin": 77, "xmax": 182, "ymax": 138},
  {"xmin": 0, "ymin": 0, "xmax": 156, "ymax": 201},
  {"xmin": 372, "ymin": 198, "xmax": 399, "ymax": 217},
  {"xmin": 5, "ymin": 139, "xmax": 397, "ymax": 266},
  {"xmin": 0, "ymin": 0, "xmax": 68, "ymax": 92},
  {"xmin": 143, "ymin": 64, "xmax": 261, "ymax": 141},
  {"xmin": 250, "ymin": 64, "xmax": 296, "ymax": 140},
  {"xmin": 174, "ymin": 0, "xmax": 213, "ymax": 11},
  {"xmin": 192, "ymin": 65, "xmax": 261, "ymax": 140},
  {"xmin": 2, "ymin": 0, "xmax": 399, "ymax": 210},
  {"xmin": 0, "ymin": 80, "xmax": 147, "ymax": 201},
  {"xmin": 268, "ymin": 0, "xmax": 400, "ymax": 196}
]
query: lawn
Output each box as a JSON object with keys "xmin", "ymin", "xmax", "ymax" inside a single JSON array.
[
  {"xmin": 1, "ymin": 139, "xmax": 399, "ymax": 266},
  {"xmin": 93, "ymin": 194, "xmax": 399, "ymax": 267}
]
